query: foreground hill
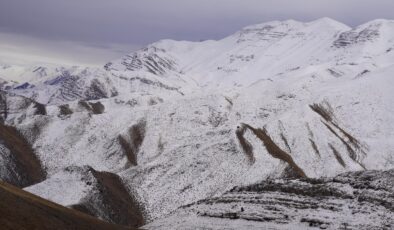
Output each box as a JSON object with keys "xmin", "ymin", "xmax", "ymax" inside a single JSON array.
[
  {"xmin": 0, "ymin": 181, "xmax": 132, "ymax": 230},
  {"xmin": 146, "ymin": 169, "xmax": 394, "ymax": 229}
]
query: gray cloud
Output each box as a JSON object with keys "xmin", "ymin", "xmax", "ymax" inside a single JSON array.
[
  {"xmin": 0, "ymin": 32, "xmax": 140, "ymax": 66},
  {"xmin": 1, "ymin": 0, "xmax": 394, "ymax": 65}
]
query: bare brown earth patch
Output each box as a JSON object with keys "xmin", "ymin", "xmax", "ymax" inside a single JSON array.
[
  {"xmin": 78, "ymin": 100, "xmax": 105, "ymax": 114},
  {"xmin": 309, "ymin": 102, "xmax": 334, "ymax": 122},
  {"xmin": 118, "ymin": 120, "xmax": 146, "ymax": 167},
  {"xmin": 90, "ymin": 101, "xmax": 105, "ymax": 114},
  {"xmin": 241, "ymin": 123, "xmax": 307, "ymax": 178},
  {"xmin": 309, "ymin": 138, "xmax": 321, "ymax": 158},
  {"xmin": 235, "ymin": 125, "xmax": 255, "ymax": 164},
  {"xmin": 58, "ymin": 104, "xmax": 73, "ymax": 116},
  {"xmin": 310, "ymin": 102, "xmax": 367, "ymax": 169},
  {"xmin": 33, "ymin": 102, "xmax": 47, "ymax": 115},
  {"xmin": 323, "ymin": 122, "xmax": 366, "ymax": 169},
  {"xmin": 328, "ymin": 143, "xmax": 346, "ymax": 168}
]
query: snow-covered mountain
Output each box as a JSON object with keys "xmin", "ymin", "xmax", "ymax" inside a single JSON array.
[{"xmin": 1, "ymin": 18, "xmax": 393, "ymax": 229}]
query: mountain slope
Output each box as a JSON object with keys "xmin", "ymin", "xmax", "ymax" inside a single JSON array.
[{"xmin": 146, "ymin": 169, "xmax": 394, "ymax": 229}]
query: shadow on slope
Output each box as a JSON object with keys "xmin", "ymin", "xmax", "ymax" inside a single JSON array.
[
  {"xmin": 0, "ymin": 123, "xmax": 46, "ymax": 187},
  {"xmin": 70, "ymin": 167, "xmax": 145, "ymax": 227},
  {"xmin": 0, "ymin": 181, "xmax": 132, "ymax": 230}
]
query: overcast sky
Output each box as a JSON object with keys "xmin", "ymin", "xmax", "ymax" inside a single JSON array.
[{"xmin": 1, "ymin": 0, "xmax": 394, "ymax": 66}]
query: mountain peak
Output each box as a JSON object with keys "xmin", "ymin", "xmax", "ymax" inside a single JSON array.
[
  {"xmin": 307, "ymin": 17, "xmax": 351, "ymax": 30},
  {"xmin": 241, "ymin": 19, "xmax": 303, "ymax": 31},
  {"xmin": 239, "ymin": 18, "xmax": 350, "ymax": 37},
  {"xmin": 363, "ymin": 18, "xmax": 394, "ymax": 25},
  {"xmin": 355, "ymin": 18, "xmax": 394, "ymax": 31}
]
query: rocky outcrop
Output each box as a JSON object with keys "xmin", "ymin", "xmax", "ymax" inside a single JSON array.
[
  {"xmin": 0, "ymin": 90, "xmax": 46, "ymax": 123},
  {"xmin": 333, "ymin": 22, "xmax": 381, "ymax": 48},
  {"xmin": 146, "ymin": 169, "xmax": 394, "ymax": 229},
  {"xmin": 104, "ymin": 46, "xmax": 178, "ymax": 75}
]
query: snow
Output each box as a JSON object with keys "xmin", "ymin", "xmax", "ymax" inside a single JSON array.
[
  {"xmin": 25, "ymin": 166, "xmax": 92, "ymax": 205},
  {"xmin": 1, "ymin": 18, "xmax": 394, "ymax": 227},
  {"xmin": 146, "ymin": 169, "xmax": 394, "ymax": 229}
]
